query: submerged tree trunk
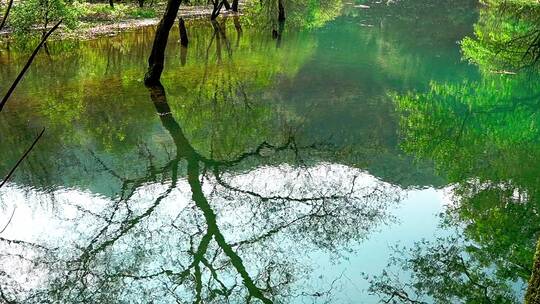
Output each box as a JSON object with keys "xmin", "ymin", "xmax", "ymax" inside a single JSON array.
[
  {"xmin": 233, "ymin": 15, "xmax": 242, "ymax": 47},
  {"xmin": 526, "ymin": 238, "xmax": 540, "ymax": 304},
  {"xmin": 231, "ymin": 0, "xmax": 238, "ymax": 12},
  {"xmin": 211, "ymin": 20, "xmax": 223, "ymax": 63},
  {"xmin": 180, "ymin": 45, "xmax": 187, "ymax": 66},
  {"xmin": 144, "ymin": 0, "xmax": 183, "ymax": 85},
  {"xmin": 178, "ymin": 17, "xmax": 188, "ymax": 47},
  {"xmin": 274, "ymin": 19, "xmax": 284, "ymax": 48},
  {"xmin": 178, "ymin": 17, "xmax": 188, "ymax": 66},
  {"xmin": 278, "ymin": 0, "xmax": 285, "ymax": 21}
]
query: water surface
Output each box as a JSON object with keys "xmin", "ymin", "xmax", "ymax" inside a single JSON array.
[{"xmin": 0, "ymin": 0, "xmax": 537, "ymax": 302}]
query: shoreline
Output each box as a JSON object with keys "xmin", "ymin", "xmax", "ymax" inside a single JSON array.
[{"xmin": 0, "ymin": 4, "xmax": 242, "ymax": 41}]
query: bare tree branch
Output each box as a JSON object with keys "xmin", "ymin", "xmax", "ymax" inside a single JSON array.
[
  {"xmin": 0, "ymin": 20, "xmax": 62, "ymax": 112},
  {"xmin": 0, "ymin": 0, "xmax": 14, "ymax": 32},
  {"xmin": 0, "ymin": 206, "xmax": 15, "ymax": 234},
  {"xmin": 0, "ymin": 128, "xmax": 44, "ymax": 188}
]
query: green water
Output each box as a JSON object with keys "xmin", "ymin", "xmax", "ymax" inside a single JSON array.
[{"xmin": 0, "ymin": 0, "xmax": 539, "ymax": 302}]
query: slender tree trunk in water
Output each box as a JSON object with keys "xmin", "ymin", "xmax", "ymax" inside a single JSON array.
[
  {"xmin": 211, "ymin": 0, "xmax": 224, "ymax": 20},
  {"xmin": 180, "ymin": 46, "xmax": 187, "ymax": 66},
  {"xmin": 178, "ymin": 17, "xmax": 188, "ymax": 47},
  {"xmin": 233, "ymin": 15, "xmax": 242, "ymax": 47},
  {"xmin": 278, "ymin": 0, "xmax": 285, "ymax": 21},
  {"xmin": 144, "ymin": 0, "xmax": 183, "ymax": 85},
  {"xmin": 275, "ymin": 19, "xmax": 284, "ymax": 48},
  {"xmin": 526, "ymin": 238, "xmax": 540, "ymax": 304},
  {"xmin": 0, "ymin": 0, "xmax": 14, "ymax": 32},
  {"xmin": 231, "ymin": 0, "xmax": 238, "ymax": 12},
  {"xmin": 178, "ymin": 17, "xmax": 188, "ymax": 65},
  {"xmin": 211, "ymin": 20, "xmax": 222, "ymax": 63},
  {"xmin": 222, "ymin": 0, "xmax": 230, "ymax": 10}
]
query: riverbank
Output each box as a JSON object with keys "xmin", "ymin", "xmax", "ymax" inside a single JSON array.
[{"xmin": 0, "ymin": 2, "xmax": 242, "ymax": 41}]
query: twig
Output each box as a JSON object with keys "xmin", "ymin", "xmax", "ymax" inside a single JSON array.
[
  {"xmin": 0, "ymin": 0, "xmax": 14, "ymax": 32},
  {"xmin": 0, "ymin": 206, "xmax": 15, "ymax": 234},
  {"xmin": 0, "ymin": 128, "xmax": 44, "ymax": 188}
]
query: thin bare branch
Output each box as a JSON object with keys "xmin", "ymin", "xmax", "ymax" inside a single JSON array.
[
  {"xmin": 0, "ymin": 20, "xmax": 62, "ymax": 112},
  {"xmin": 0, "ymin": 128, "xmax": 44, "ymax": 188},
  {"xmin": 0, "ymin": 0, "xmax": 14, "ymax": 32},
  {"xmin": 0, "ymin": 206, "xmax": 16, "ymax": 234}
]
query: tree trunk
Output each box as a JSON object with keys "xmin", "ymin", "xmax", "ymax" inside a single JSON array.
[
  {"xmin": 233, "ymin": 15, "xmax": 242, "ymax": 47},
  {"xmin": 211, "ymin": 20, "xmax": 222, "ymax": 63},
  {"xmin": 526, "ymin": 238, "xmax": 540, "ymax": 304},
  {"xmin": 109, "ymin": 0, "xmax": 114, "ymax": 8},
  {"xmin": 144, "ymin": 0, "xmax": 183, "ymax": 86},
  {"xmin": 211, "ymin": 0, "xmax": 224, "ymax": 20},
  {"xmin": 178, "ymin": 17, "xmax": 188, "ymax": 47},
  {"xmin": 278, "ymin": 0, "xmax": 285, "ymax": 21},
  {"xmin": 180, "ymin": 46, "xmax": 187, "ymax": 66},
  {"xmin": 222, "ymin": 0, "xmax": 230, "ymax": 10},
  {"xmin": 231, "ymin": 0, "xmax": 238, "ymax": 12},
  {"xmin": 138, "ymin": 0, "xmax": 144, "ymax": 8},
  {"xmin": 275, "ymin": 19, "xmax": 284, "ymax": 48}
]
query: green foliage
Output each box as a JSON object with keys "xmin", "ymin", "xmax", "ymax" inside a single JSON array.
[
  {"xmin": 10, "ymin": 0, "xmax": 79, "ymax": 38},
  {"xmin": 461, "ymin": 0, "xmax": 540, "ymax": 72},
  {"xmin": 74, "ymin": 2, "xmax": 156, "ymax": 21},
  {"xmin": 397, "ymin": 74, "xmax": 540, "ymax": 180},
  {"xmin": 126, "ymin": 7, "xmax": 156, "ymax": 18}
]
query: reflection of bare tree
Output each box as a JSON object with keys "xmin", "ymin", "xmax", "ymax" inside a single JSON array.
[
  {"xmin": 0, "ymin": 83, "xmax": 400, "ymax": 303},
  {"xmin": 0, "ymin": 23, "xmax": 65, "ymax": 301}
]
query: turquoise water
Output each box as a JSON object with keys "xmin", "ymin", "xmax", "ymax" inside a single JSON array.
[{"xmin": 0, "ymin": 0, "xmax": 537, "ymax": 302}]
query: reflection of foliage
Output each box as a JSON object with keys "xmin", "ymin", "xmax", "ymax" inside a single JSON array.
[
  {"xmin": 393, "ymin": 53, "xmax": 540, "ymax": 302},
  {"xmin": 0, "ymin": 19, "xmax": 316, "ymax": 192},
  {"xmin": 526, "ymin": 239, "xmax": 540, "ymax": 303},
  {"xmin": 244, "ymin": 0, "xmax": 343, "ymax": 30},
  {"xmin": 163, "ymin": 18, "xmax": 316, "ymax": 159},
  {"xmin": 397, "ymin": 74, "xmax": 540, "ymax": 181},
  {"xmin": 367, "ymin": 236, "xmax": 520, "ymax": 304},
  {"xmin": 388, "ymin": 9, "xmax": 540, "ymax": 294},
  {"xmin": 447, "ymin": 180, "xmax": 540, "ymax": 282},
  {"xmin": 461, "ymin": 0, "xmax": 540, "ymax": 71}
]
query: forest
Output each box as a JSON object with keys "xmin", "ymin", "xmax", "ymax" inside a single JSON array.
[{"xmin": 1, "ymin": 0, "xmax": 540, "ymax": 303}]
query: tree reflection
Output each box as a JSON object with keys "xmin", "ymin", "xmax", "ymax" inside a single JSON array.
[
  {"xmin": 367, "ymin": 52, "xmax": 540, "ymax": 302},
  {"xmin": 461, "ymin": 0, "xmax": 540, "ymax": 72},
  {"xmin": 0, "ymin": 80, "xmax": 402, "ymax": 303},
  {"xmin": 367, "ymin": 236, "xmax": 520, "ymax": 303}
]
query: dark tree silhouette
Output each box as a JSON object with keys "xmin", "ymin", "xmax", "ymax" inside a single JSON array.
[{"xmin": 144, "ymin": 0, "xmax": 183, "ymax": 85}]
